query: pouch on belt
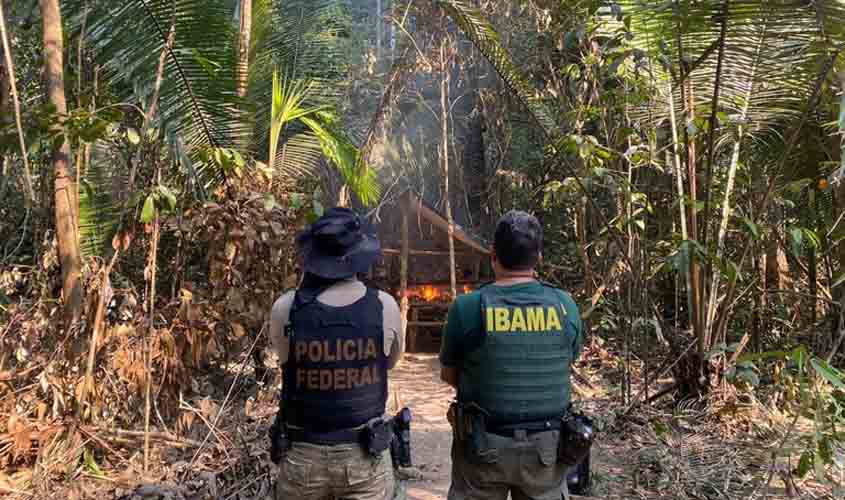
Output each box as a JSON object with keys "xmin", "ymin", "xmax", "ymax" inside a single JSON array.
[{"xmin": 364, "ymin": 419, "xmax": 393, "ymax": 457}]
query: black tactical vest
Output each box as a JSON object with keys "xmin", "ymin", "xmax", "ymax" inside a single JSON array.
[{"xmin": 283, "ymin": 286, "xmax": 388, "ymax": 432}]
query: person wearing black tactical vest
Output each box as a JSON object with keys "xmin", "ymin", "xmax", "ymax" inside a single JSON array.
[
  {"xmin": 268, "ymin": 207, "xmax": 403, "ymax": 500},
  {"xmin": 440, "ymin": 210, "xmax": 584, "ymax": 500}
]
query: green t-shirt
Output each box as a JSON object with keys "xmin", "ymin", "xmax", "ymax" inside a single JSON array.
[{"xmin": 439, "ymin": 281, "xmax": 583, "ymax": 406}]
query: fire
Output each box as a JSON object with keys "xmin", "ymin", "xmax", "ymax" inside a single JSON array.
[
  {"xmin": 404, "ymin": 284, "xmax": 476, "ymax": 302},
  {"xmin": 420, "ymin": 285, "xmax": 440, "ymax": 302}
]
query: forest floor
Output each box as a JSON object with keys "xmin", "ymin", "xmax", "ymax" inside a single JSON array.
[{"xmin": 2, "ymin": 342, "xmax": 835, "ymax": 500}]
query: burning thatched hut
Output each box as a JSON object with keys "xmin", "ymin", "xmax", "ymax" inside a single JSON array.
[{"xmin": 365, "ymin": 190, "xmax": 492, "ymax": 352}]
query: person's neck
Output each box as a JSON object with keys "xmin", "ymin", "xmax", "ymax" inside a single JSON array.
[{"xmin": 494, "ymin": 269, "xmax": 536, "ymax": 286}]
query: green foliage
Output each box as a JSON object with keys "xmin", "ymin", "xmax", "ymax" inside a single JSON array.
[
  {"xmin": 738, "ymin": 346, "xmax": 845, "ymax": 482},
  {"xmin": 267, "ymin": 69, "xmax": 379, "ymax": 204},
  {"xmin": 62, "ymin": 0, "xmax": 379, "ymax": 260}
]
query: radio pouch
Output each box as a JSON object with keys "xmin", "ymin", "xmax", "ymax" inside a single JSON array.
[{"xmin": 364, "ymin": 419, "xmax": 393, "ymax": 457}]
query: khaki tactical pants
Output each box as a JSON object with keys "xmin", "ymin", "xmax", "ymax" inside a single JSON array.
[
  {"xmin": 448, "ymin": 429, "xmax": 567, "ymax": 500},
  {"xmin": 275, "ymin": 441, "xmax": 395, "ymax": 500}
]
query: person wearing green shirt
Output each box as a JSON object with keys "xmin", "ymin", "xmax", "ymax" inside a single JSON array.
[{"xmin": 440, "ymin": 210, "xmax": 583, "ymax": 500}]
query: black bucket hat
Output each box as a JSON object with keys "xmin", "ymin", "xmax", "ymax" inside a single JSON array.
[{"xmin": 296, "ymin": 207, "xmax": 381, "ymax": 279}]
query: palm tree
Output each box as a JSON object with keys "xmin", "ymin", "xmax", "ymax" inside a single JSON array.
[{"xmin": 67, "ymin": 0, "xmax": 378, "ymax": 256}]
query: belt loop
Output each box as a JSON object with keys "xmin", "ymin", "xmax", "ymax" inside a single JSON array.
[{"xmin": 514, "ymin": 429, "xmax": 528, "ymax": 441}]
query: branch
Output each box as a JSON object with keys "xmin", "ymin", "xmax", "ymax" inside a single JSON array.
[{"xmin": 0, "ymin": 0, "xmax": 35, "ymax": 206}]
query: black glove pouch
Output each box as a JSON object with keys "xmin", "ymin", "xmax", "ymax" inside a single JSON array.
[{"xmin": 363, "ymin": 419, "xmax": 393, "ymax": 457}]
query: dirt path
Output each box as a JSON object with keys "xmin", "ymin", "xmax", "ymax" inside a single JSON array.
[{"xmin": 389, "ymin": 354, "xmax": 454, "ymax": 499}]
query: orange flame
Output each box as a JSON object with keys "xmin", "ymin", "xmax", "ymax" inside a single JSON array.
[
  {"xmin": 420, "ymin": 285, "xmax": 439, "ymax": 302},
  {"xmin": 404, "ymin": 284, "xmax": 476, "ymax": 302}
]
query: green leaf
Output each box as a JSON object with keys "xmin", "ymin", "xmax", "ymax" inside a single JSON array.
[
  {"xmin": 231, "ymin": 150, "xmax": 245, "ymax": 168},
  {"xmin": 810, "ymin": 358, "xmax": 845, "ymax": 390},
  {"xmin": 140, "ymin": 194, "xmax": 156, "ymax": 223},
  {"xmin": 289, "ymin": 193, "xmax": 303, "ymax": 210},
  {"xmin": 788, "ymin": 227, "xmax": 804, "ymax": 256},
  {"xmin": 832, "ymin": 273, "xmax": 845, "ymax": 290},
  {"xmin": 84, "ymin": 448, "xmax": 104, "ymax": 478},
  {"xmin": 741, "ymin": 217, "xmax": 761, "ymax": 240},
  {"xmin": 157, "ymin": 186, "xmax": 178, "ymax": 212},
  {"xmin": 126, "ymin": 127, "xmax": 140, "ymax": 145},
  {"xmin": 798, "ymin": 451, "xmax": 813, "ymax": 478},
  {"xmin": 652, "ymin": 420, "xmax": 669, "ymax": 437}
]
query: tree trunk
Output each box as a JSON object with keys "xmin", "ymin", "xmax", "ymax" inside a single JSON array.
[
  {"xmin": 685, "ymin": 81, "xmax": 706, "ymax": 357},
  {"xmin": 836, "ymin": 68, "xmax": 845, "ymax": 337},
  {"xmin": 576, "ymin": 197, "xmax": 593, "ymax": 343},
  {"xmin": 237, "ymin": 0, "xmax": 251, "ymax": 98},
  {"xmin": 376, "ymin": 0, "xmax": 382, "ymax": 61},
  {"xmin": 441, "ymin": 38, "xmax": 457, "ymax": 300},
  {"xmin": 41, "ymin": 0, "xmax": 84, "ymax": 326},
  {"xmin": 1, "ymin": 0, "xmax": 35, "ymax": 205},
  {"xmin": 0, "ymin": 17, "xmax": 9, "ymax": 202}
]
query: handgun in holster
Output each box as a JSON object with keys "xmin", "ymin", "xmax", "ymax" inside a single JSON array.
[
  {"xmin": 451, "ymin": 401, "xmax": 498, "ymax": 465},
  {"xmin": 390, "ymin": 407, "xmax": 413, "ymax": 469},
  {"xmin": 268, "ymin": 409, "xmax": 291, "ymax": 464}
]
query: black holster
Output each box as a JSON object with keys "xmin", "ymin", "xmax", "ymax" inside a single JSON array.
[
  {"xmin": 390, "ymin": 407, "xmax": 413, "ymax": 468},
  {"xmin": 363, "ymin": 419, "xmax": 393, "ymax": 457},
  {"xmin": 449, "ymin": 401, "xmax": 498, "ymax": 465},
  {"xmin": 557, "ymin": 412, "xmax": 594, "ymax": 466},
  {"xmin": 269, "ymin": 411, "xmax": 291, "ymax": 464}
]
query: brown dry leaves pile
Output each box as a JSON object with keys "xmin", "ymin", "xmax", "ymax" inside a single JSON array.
[{"xmin": 0, "ymin": 192, "xmax": 305, "ymax": 496}]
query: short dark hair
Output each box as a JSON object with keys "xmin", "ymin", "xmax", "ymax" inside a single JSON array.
[{"xmin": 493, "ymin": 210, "xmax": 542, "ymax": 270}]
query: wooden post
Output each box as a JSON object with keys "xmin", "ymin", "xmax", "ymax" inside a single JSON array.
[
  {"xmin": 400, "ymin": 202, "xmax": 411, "ymax": 352},
  {"xmin": 409, "ymin": 308, "xmax": 419, "ymax": 353}
]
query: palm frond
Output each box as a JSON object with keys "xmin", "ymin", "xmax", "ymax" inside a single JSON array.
[
  {"xmin": 71, "ymin": 0, "xmax": 249, "ymax": 150},
  {"xmin": 248, "ymin": 0, "xmax": 370, "ymax": 194},
  {"xmin": 621, "ymin": 0, "xmax": 843, "ymax": 140},
  {"xmin": 78, "ymin": 142, "xmax": 128, "ymax": 257},
  {"xmin": 266, "ymin": 67, "xmax": 380, "ymax": 204}
]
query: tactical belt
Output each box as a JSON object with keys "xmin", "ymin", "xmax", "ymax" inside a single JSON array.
[
  {"xmin": 288, "ymin": 426, "xmax": 365, "ymax": 446},
  {"xmin": 487, "ymin": 419, "xmax": 562, "ymax": 438}
]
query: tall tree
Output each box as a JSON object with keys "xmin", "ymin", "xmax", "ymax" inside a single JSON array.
[
  {"xmin": 237, "ymin": 0, "xmax": 251, "ymax": 98},
  {"xmin": 440, "ymin": 15, "xmax": 457, "ymax": 300},
  {"xmin": 41, "ymin": 0, "xmax": 84, "ymax": 324}
]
